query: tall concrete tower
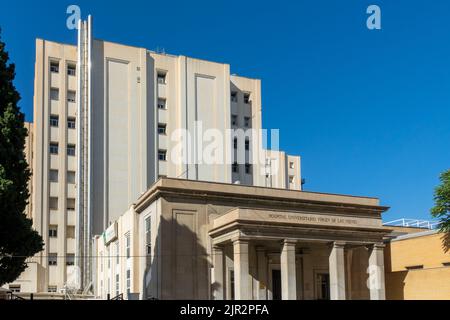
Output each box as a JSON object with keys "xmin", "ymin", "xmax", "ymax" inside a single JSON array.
[{"xmin": 76, "ymin": 16, "xmax": 93, "ymax": 291}]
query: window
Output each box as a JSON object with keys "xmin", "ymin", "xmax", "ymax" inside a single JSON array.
[
  {"xmin": 49, "ymin": 197, "xmax": 58, "ymax": 210},
  {"xmin": 50, "ymin": 115, "xmax": 59, "ymax": 127},
  {"xmin": 50, "ymin": 61, "xmax": 59, "ymax": 73},
  {"xmin": 157, "ymin": 72, "xmax": 166, "ymax": 84},
  {"xmin": 67, "ymin": 91, "xmax": 76, "ymax": 103},
  {"xmin": 67, "ymin": 198, "xmax": 75, "ymax": 211},
  {"xmin": 125, "ymin": 233, "xmax": 131, "ymax": 259},
  {"xmin": 231, "ymin": 91, "xmax": 238, "ymax": 102},
  {"xmin": 66, "ymin": 226, "xmax": 75, "ymax": 239},
  {"xmin": 50, "ymin": 142, "xmax": 59, "ymax": 154},
  {"xmin": 158, "ymin": 149, "xmax": 167, "ymax": 161},
  {"xmin": 126, "ymin": 269, "xmax": 131, "ymax": 294},
  {"xmin": 50, "ymin": 88, "xmax": 59, "ymax": 101},
  {"xmin": 157, "ymin": 98, "xmax": 166, "ymax": 110},
  {"xmin": 68, "ymin": 117, "xmax": 76, "ymax": 129},
  {"xmin": 158, "ymin": 123, "xmax": 167, "ymax": 135},
  {"xmin": 49, "ymin": 169, "xmax": 58, "ymax": 182},
  {"xmin": 243, "ymin": 92, "xmax": 250, "ymax": 104},
  {"xmin": 245, "ymin": 139, "xmax": 250, "ymax": 151},
  {"xmin": 245, "ymin": 163, "xmax": 252, "ymax": 174},
  {"xmin": 67, "ymin": 171, "xmax": 76, "ymax": 184},
  {"xmin": 232, "ymin": 162, "xmax": 239, "ymax": 173},
  {"xmin": 66, "ymin": 254, "xmax": 75, "ymax": 266},
  {"xmin": 289, "ymin": 161, "xmax": 294, "ymax": 169},
  {"xmin": 48, "ymin": 286, "xmax": 57, "ymax": 293},
  {"xmin": 115, "ymin": 274, "xmax": 120, "ymax": 297},
  {"xmin": 231, "ymin": 115, "xmax": 238, "ymax": 126},
  {"xmin": 48, "ymin": 253, "xmax": 58, "ymax": 266},
  {"xmin": 9, "ymin": 285, "xmax": 21, "ymax": 293},
  {"xmin": 233, "ymin": 138, "xmax": 238, "ymax": 149},
  {"xmin": 443, "ymin": 262, "xmax": 450, "ymax": 267},
  {"xmin": 49, "ymin": 142, "xmax": 59, "ymax": 155},
  {"xmin": 289, "ymin": 176, "xmax": 294, "ymax": 184},
  {"xmin": 67, "ymin": 144, "xmax": 76, "ymax": 156},
  {"xmin": 49, "ymin": 225, "xmax": 58, "ymax": 238},
  {"xmin": 67, "ymin": 64, "xmax": 76, "ymax": 76},
  {"xmin": 244, "ymin": 116, "xmax": 251, "ymax": 127},
  {"xmin": 145, "ymin": 217, "xmax": 151, "ymax": 266}
]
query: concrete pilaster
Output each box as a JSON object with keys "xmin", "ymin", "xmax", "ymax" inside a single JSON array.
[
  {"xmin": 233, "ymin": 239, "xmax": 251, "ymax": 299},
  {"xmin": 368, "ymin": 243, "xmax": 386, "ymax": 300},
  {"xmin": 281, "ymin": 240, "xmax": 297, "ymax": 300},
  {"xmin": 329, "ymin": 241, "xmax": 346, "ymax": 300},
  {"xmin": 212, "ymin": 245, "xmax": 224, "ymax": 300}
]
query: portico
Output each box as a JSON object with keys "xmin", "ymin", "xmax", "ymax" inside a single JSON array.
[{"xmin": 209, "ymin": 208, "xmax": 389, "ymax": 300}]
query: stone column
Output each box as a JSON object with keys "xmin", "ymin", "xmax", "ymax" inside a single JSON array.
[
  {"xmin": 256, "ymin": 246, "xmax": 267, "ymax": 300},
  {"xmin": 233, "ymin": 239, "xmax": 251, "ymax": 299},
  {"xmin": 329, "ymin": 241, "xmax": 346, "ymax": 300},
  {"xmin": 281, "ymin": 240, "xmax": 297, "ymax": 300},
  {"xmin": 212, "ymin": 245, "xmax": 224, "ymax": 300},
  {"xmin": 368, "ymin": 243, "xmax": 386, "ymax": 300}
]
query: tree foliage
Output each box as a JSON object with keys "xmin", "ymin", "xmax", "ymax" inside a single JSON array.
[
  {"xmin": 431, "ymin": 169, "xmax": 450, "ymax": 251},
  {"xmin": 0, "ymin": 28, "xmax": 43, "ymax": 286}
]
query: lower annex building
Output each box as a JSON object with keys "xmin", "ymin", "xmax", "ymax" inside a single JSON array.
[{"xmin": 94, "ymin": 178, "xmax": 389, "ymax": 300}]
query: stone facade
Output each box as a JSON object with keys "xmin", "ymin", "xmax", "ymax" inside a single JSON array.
[{"xmin": 94, "ymin": 178, "xmax": 390, "ymax": 300}]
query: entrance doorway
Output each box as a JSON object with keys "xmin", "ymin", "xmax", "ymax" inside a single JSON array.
[
  {"xmin": 271, "ymin": 269, "xmax": 282, "ymax": 300},
  {"xmin": 315, "ymin": 273, "xmax": 330, "ymax": 300}
]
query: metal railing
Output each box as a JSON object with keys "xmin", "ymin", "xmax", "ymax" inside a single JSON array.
[{"xmin": 383, "ymin": 218, "xmax": 441, "ymax": 230}]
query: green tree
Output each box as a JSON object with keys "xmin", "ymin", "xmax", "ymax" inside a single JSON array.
[
  {"xmin": 0, "ymin": 28, "xmax": 43, "ymax": 286},
  {"xmin": 431, "ymin": 169, "xmax": 450, "ymax": 251}
]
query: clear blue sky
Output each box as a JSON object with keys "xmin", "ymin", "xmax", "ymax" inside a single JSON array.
[{"xmin": 1, "ymin": 0, "xmax": 449, "ymax": 222}]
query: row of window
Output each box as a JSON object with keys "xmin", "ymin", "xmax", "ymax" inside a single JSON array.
[
  {"xmin": 231, "ymin": 91, "xmax": 251, "ymax": 104},
  {"xmin": 231, "ymin": 115, "xmax": 251, "ymax": 127},
  {"xmin": 48, "ymin": 225, "xmax": 75, "ymax": 239},
  {"xmin": 50, "ymin": 88, "xmax": 76, "ymax": 102},
  {"xmin": 232, "ymin": 163, "xmax": 252, "ymax": 174},
  {"xmin": 49, "ymin": 197, "xmax": 75, "ymax": 211},
  {"xmin": 49, "ymin": 169, "xmax": 76, "ymax": 184},
  {"xmin": 50, "ymin": 142, "xmax": 76, "ymax": 156},
  {"xmin": 48, "ymin": 253, "xmax": 75, "ymax": 266},
  {"xmin": 50, "ymin": 115, "xmax": 76, "ymax": 129},
  {"xmin": 50, "ymin": 61, "xmax": 76, "ymax": 76}
]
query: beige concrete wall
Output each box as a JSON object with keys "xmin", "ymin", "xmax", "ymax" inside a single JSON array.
[
  {"xmin": 32, "ymin": 39, "xmax": 78, "ymax": 291},
  {"xmin": 387, "ymin": 233, "xmax": 449, "ymax": 271},
  {"xmin": 386, "ymin": 268, "xmax": 450, "ymax": 300},
  {"xmin": 385, "ymin": 232, "xmax": 450, "ymax": 300}
]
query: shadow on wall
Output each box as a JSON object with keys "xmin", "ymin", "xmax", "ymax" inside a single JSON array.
[
  {"xmin": 441, "ymin": 232, "xmax": 450, "ymax": 253},
  {"xmin": 142, "ymin": 214, "xmax": 210, "ymax": 300}
]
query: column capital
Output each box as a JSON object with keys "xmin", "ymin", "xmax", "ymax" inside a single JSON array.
[
  {"xmin": 332, "ymin": 241, "xmax": 346, "ymax": 249},
  {"xmin": 283, "ymin": 239, "xmax": 297, "ymax": 246},
  {"xmin": 368, "ymin": 243, "xmax": 385, "ymax": 250},
  {"xmin": 231, "ymin": 236, "xmax": 250, "ymax": 244}
]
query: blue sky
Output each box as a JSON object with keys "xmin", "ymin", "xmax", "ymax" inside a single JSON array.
[{"xmin": 1, "ymin": 0, "xmax": 449, "ymax": 222}]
